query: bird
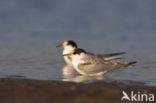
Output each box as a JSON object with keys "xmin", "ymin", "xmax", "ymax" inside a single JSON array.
[
  {"xmin": 57, "ymin": 40, "xmax": 77, "ymax": 65},
  {"xmin": 63, "ymin": 48, "xmax": 137, "ymax": 76},
  {"xmin": 57, "ymin": 40, "xmax": 126, "ymax": 65}
]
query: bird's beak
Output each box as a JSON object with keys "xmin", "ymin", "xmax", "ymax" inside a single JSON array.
[
  {"xmin": 63, "ymin": 53, "xmax": 73, "ymax": 56},
  {"xmin": 57, "ymin": 44, "xmax": 64, "ymax": 48}
]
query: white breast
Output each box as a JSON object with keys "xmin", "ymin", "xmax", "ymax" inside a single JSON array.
[
  {"xmin": 71, "ymin": 54, "xmax": 88, "ymax": 75},
  {"xmin": 63, "ymin": 46, "xmax": 75, "ymax": 65}
]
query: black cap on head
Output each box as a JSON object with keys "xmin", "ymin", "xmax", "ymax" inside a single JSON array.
[
  {"xmin": 67, "ymin": 40, "xmax": 77, "ymax": 48},
  {"xmin": 73, "ymin": 48, "xmax": 86, "ymax": 55}
]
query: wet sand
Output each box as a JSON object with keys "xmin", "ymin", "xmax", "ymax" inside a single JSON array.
[{"xmin": 0, "ymin": 78, "xmax": 155, "ymax": 103}]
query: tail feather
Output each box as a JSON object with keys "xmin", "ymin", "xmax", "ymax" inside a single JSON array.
[
  {"xmin": 120, "ymin": 61, "xmax": 137, "ymax": 67},
  {"xmin": 97, "ymin": 52, "xmax": 126, "ymax": 61}
]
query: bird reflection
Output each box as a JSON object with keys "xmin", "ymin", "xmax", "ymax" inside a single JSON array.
[
  {"xmin": 62, "ymin": 65, "xmax": 114, "ymax": 83},
  {"xmin": 63, "ymin": 75, "xmax": 106, "ymax": 83},
  {"xmin": 62, "ymin": 65, "xmax": 77, "ymax": 75}
]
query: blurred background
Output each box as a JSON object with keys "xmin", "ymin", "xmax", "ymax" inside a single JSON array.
[
  {"xmin": 0, "ymin": 0, "xmax": 156, "ymax": 85},
  {"xmin": 0, "ymin": 0, "xmax": 156, "ymax": 43}
]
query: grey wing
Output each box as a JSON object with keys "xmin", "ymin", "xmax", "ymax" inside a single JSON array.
[
  {"xmin": 97, "ymin": 52, "xmax": 126, "ymax": 57},
  {"xmin": 82, "ymin": 54, "xmax": 104, "ymax": 64},
  {"xmin": 87, "ymin": 51, "xmax": 125, "ymax": 60},
  {"xmin": 78, "ymin": 62, "xmax": 116, "ymax": 75},
  {"xmin": 96, "ymin": 52, "xmax": 126, "ymax": 60},
  {"xmin": 86, "ymin": 52, "xmax": 95, "ymax": 56}
]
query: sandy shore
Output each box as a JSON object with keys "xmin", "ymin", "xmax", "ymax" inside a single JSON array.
[{"xmin": 0, "ymin": 78, "xmax": 155, "ymax": 103}]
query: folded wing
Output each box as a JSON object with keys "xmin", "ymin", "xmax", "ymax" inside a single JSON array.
[{"xmin": 96, "ymin": 52, "xmax": 126, "ymax": 61}]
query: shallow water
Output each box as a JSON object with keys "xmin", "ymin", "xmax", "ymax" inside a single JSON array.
[
  {"xmin": 0, "ymin": 1, "xmax": 156, "ymax": 86},
  {"xmin": 0, "ymin": 38, "xmax": 155, "ymax": 86}
]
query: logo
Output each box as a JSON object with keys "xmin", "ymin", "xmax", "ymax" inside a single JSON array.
[{"xmin": 121, "ymin": 91, "xmax": 154, "ymax": 102}]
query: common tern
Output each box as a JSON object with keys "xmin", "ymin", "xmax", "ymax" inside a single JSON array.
[
  {"xmin": 63, "ymin": 48, "xmax": 137, "ymax": 76},
  {"xmin": 57, "ymin": 40, "xmax": 125, "ymax": 65}
]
